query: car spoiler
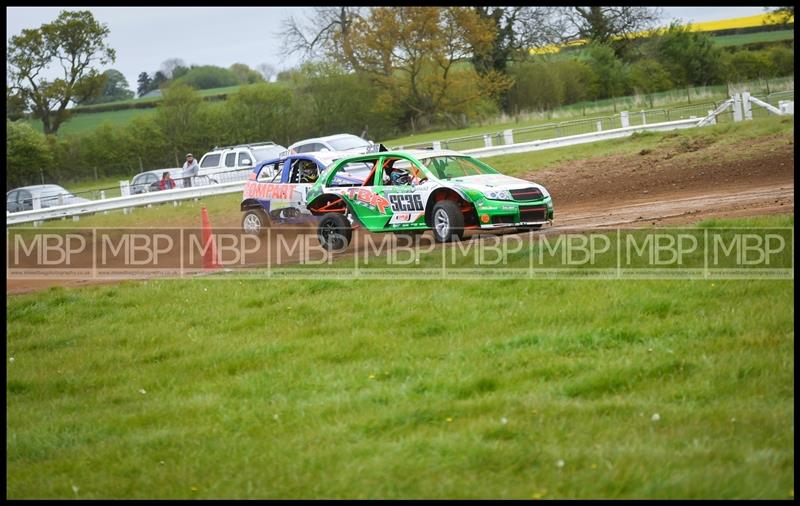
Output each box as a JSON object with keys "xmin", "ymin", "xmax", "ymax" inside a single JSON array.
[{"xmin": 366, "ymin": 143, "xmax": 390, "ymax": 153}]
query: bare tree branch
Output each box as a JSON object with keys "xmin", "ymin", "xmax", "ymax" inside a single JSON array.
[
  {"xmin": 277, "ymin": 7, "xmax": 366, "ymax": 69},
  {"xmin": 556, "ymin": 6, "xmax": 663, "ymax": 53}
]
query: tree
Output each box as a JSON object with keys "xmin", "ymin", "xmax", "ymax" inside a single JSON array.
[
  {"xmin": 221, "ymin": 83, "xmax": 295, "ymax": 145},
  {"xmin": 7, "ymin": 10, "xmax": 116, "ymax": 134},
  {"xmin": 156, "ymin": 84, "xmax": 204, "ymax": 165},
  {"xmin": 653, "ymin": 23, "xmax": 723, "ymax": 101},
  {"xmin": 768, "ymin": 46, "xmax": 793, "ymax": 78},
  {"xmin": 160, "ymin": 57, "xmax": 186, "ymax": 79},
  {"xmin": 151, "ymin": 71, "xmax": 168, "ymax": 91},
  {"xmin": 81, "ymin": 69, "xmax": 135, "ymax": 104},
  {"xmin": 507, "ymin": 60, "xmax": 564, "ymax": 113},
  {"xmin": 256, "ymin": 63, "xmax": 277, "ymax": 82},
  {"xmin": 170, "ymin": 65, "xmax": 239, "ymax": 90},
  {"xmin": 723, "ymin": 50, "xmax": 777, "ymax": 92},
  {"xmin": 469, "ymin": 7, "xmax": 561, "ymax": 76},
  {"xmin": 556, "ymin": 7, "xmax": 662, "ymax": 56},
  {"xmin": 7, "ymin": 120, "xmax": 54, "ymax": 189},
  {"xmin": 583, "ymin": 43, "xmax": 628, "ymax": 111},
  {"xmin": 553, "ymin": 59, "xmax": 598, "ymax": 111},
  {"xmin": 278, "ymin": 7, "xmax": 366, "ymax": 69},
  {"xmin": 229, "ymin": 63, "xmax": 265, "ymax": 85},
  {"xmin": 137, "ymin": 72, "xmax": 151, "ymax": 97},
  {"xmin": 765, "ymin": 6, "xmax": 794, "ymax": 25},
  {"xmin": 628, "ymin": 59, "xmax": 673, "ymax": 108},
  {"xmin": 344, "ymin": 7, "xmax": 512, "ymax": 130},
  {"xmin": 7, "ymin": 86, "xmax": 28, "ymax": 120}
]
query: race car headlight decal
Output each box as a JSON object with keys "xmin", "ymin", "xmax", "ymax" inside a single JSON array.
[{"xmin": 487, "ymin": 190, "xmax": 513, "ymax": 201}]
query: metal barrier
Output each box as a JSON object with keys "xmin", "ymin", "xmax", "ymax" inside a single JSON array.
[
  {"xmin": 767, "ymin": 90, "xmax": 794, "ymax": 104},
  {"xmin": 666, "ymin": 102, "xmax": 718, "ymax": 121},
  {"xmin": 7, "ymin": 181, "xmax": 246, "ymax": 226}
]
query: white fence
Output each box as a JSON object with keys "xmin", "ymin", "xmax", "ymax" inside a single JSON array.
[
  {"xmin": 7, "ymin": 181, "xmax": 245, "ymax": 225},
  {"xmin": 7, "ymin": 93, "xmax": 792, "ymax": 226}
]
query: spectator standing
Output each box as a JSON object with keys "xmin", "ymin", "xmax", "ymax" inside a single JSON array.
[
  {"xmin": 182, "ymin": 153, "xmax": 199, "ymax": 188},
  {"xmin": 159, "ymin": 171, "xmax": 176, "ymax": 190}
]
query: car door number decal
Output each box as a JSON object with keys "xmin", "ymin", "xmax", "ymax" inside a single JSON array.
[{"xmin": 388, "ymin": 193, "xmax": 424, "ymax": 212}]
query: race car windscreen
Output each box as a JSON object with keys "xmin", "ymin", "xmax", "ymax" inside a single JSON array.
[
  {"xmin": 327, "ymin": 136, "xmax": 370, "ymax": 151},
  {"xmin": 421, "ymin": 156, "xmax": 499, "ymax": 180}
]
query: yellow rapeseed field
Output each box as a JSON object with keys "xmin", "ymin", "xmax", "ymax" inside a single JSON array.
[{"xmin": 530, "ymin": 12, "xmax": 794, "ymax": 55}]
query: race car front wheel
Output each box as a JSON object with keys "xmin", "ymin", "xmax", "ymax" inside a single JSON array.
[
  {"xmin": 318, "ymin": 213, "xmax": 352, "ymax": 251},
  {"xmin": 431, "ymin": 200, "xmax": 465, "ymax": 243},
  {"xmin": 242, "ymin": 209, "xmax": 270, "ymax": 235}
]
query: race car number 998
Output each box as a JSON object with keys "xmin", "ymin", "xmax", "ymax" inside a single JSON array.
[{"xmin": 389, "ymin": 193, "xmax": 424, "ymax": 212}]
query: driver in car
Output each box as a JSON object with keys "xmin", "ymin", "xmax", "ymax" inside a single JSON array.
[
  {"xmin": 300, "ymin": 161, "xmax": 318, "ymax": 183},
  {"xmin": 384, "ymin": 166, "xmax": 412, "ymax": 186}
]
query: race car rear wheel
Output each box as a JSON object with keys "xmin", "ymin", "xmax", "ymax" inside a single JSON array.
[
  {"xmin": 318, "ymin": 212, "xmax": 352, "ymax": 251},
  {"xmin": 242, "ymin": 208, "xmax": 270, "ymax": 235},
  {"xmin": 431, "ymin": 200, "xmax": 465, "ymax": 243}
]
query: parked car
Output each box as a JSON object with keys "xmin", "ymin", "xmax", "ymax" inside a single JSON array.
[
  {"xmin": 198, "ymin": 142, "xmax": 286, "ymax": 183},
  {"xmin": 239, "ymin": 151, "xmax": 347, "ymax": 234},
  {"xmin": 129, "ymin": 168, "xmax": 185, "ymax": 194},
  {"xmin": 287, "ymin": 134, "xmax": 373, "ymax": 155},
  {"xmin": 6, "ymin": 184, "xmax": 91, "ymax": 213},
  {"xmin": 305, "ymin": 149, "xmax": 554, "ymax": 250}
]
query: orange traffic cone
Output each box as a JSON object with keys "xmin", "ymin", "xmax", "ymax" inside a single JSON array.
[{"xmin": 200, "ymin": 207, "xmax": 222, "ymax": 270}]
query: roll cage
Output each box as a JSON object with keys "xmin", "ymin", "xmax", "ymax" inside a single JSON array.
[{"xmin": 320, "ymin": 152, "xmax": 432, "ymax": 188}]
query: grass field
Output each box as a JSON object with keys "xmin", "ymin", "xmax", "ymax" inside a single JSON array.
[
  {"xmin": 25, "ymin": 108, "xmax": 159, "ymax": 136},
  {"xmin": 712, "ymin": 29, "xmax": 794, "ymax": 47},
  {"xmin": 23, "ymin": 85, "xmax": 245, "ymax": 135},
  {"xmin": 6, "ymin": 212, "xmax": 795, "ymax": 499}
]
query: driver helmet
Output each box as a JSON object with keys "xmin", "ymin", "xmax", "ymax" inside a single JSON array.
[
  {"xmin": 301, "ymin": 163, "xmax": 317, "ymax": 182},
  {"xmin": 389, "ymin": 169, "xmax": 411, "ymax": 185}
]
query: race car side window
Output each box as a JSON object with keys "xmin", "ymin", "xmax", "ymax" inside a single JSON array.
[
  {"xmin": 270, "ymin": 162, "xmax": 283, "ymax": 182},
  {"xmin": 328, "ymin": 160, "xmax": 375, "ymax": 187},
  {"xmin": 289, "ymin": 159, "xmax": 319, "ymax": 183},
  {"xmin": 288, "ymin": 159, "xmax": 309, "ymax": 183},
  {"xmin": 381, "ymin": 158, "xmax": 426, "ymax": 185},
  {"xmin": 258, "ymin": 162, "xmax": 280, "ymax": 181}
]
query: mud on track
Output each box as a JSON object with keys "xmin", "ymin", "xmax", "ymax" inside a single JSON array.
[{"xmin": 7, "ymin": 133, "xmax": 794, "ymax": 294}]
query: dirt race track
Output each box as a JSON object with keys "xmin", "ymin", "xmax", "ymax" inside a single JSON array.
[{"xmin": 7, "ymin": 132, "xmax": 794, "ymax": 294}]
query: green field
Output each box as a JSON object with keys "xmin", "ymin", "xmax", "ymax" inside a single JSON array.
[
  {"xmin": 713, "ymin": 29, "xmax": 795, "ymax": 47},
  {"xmin": 69, "ymin": 84, "xmax": 245, "ymax": 112},
  {"xmin": 23, "ymin": 85, "xmax": 245, "ymax": 135},
  {"xmin": 6, "ymin": 212, "xmax": 795, "ymax": 498},
  {"xmin": 26, "ymin": 108, "xmax": 159, "ymax": 136}
]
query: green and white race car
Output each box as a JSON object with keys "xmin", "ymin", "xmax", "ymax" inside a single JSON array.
[{"xmin": 306, "ymin": 149, "xmax": 554, "ymax": 250}]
